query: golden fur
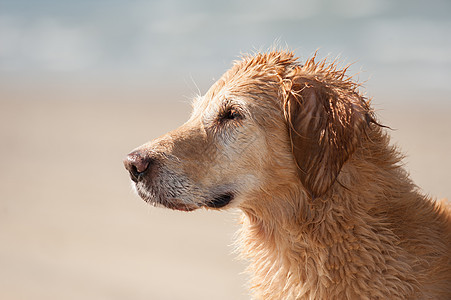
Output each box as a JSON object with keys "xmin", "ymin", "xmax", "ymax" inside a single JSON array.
[{"xmin": 124, "ymin": 50, "xmax": 451, "ymax": 299}]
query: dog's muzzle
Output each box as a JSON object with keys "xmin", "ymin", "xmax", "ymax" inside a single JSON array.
[{"xmin": 124, "ymin": 149, "xmax": 235, "ymax": 211}]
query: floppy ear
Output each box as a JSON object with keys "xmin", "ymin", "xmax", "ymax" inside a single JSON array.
[{"xmin": 283, "ymin": 71, "xmax": 370, "ymax": 198}]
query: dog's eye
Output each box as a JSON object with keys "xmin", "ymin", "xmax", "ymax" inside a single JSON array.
[
  {"xmin": 225, "ymin": 109, "xmax": 240, "ymax": 120},
  {"xmin": 220, "ymin": 107, "xmax": 242, "ymax": 121}
]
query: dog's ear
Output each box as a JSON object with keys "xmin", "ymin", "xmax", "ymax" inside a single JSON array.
[{"xmin": 283, "ymin": 66, "xmax": 370, "ymax": 198}]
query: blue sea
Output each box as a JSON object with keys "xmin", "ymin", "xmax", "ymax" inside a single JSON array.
[{"xmin": 1, "ymin": 0, "xmax": 450, "ymax": 103}]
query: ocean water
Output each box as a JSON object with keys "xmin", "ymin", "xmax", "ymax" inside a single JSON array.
[{"xmin": 0, "ymin": 0, "xmax": 450, "ymax": 102}]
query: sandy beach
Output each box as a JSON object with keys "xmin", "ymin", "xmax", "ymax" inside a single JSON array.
[{"xmin": 0, "ymin": 86, "xmax": 450, "ymax": 299}]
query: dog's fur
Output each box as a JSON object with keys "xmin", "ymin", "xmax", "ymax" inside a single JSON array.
[{"xmin": 124, "ymin": 50, "xmax": 451, "ymax": 299}]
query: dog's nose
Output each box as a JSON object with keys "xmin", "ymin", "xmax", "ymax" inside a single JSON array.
[{"xmin": 123, "ymin": 150, "xmax": 152, "ymax": 182}]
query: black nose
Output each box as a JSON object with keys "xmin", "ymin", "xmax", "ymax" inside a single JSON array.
[{"xmin": 123, "ymin": 150, "xmax": 152, "ymax": 182}]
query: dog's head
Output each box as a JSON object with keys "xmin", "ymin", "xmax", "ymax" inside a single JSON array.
[{"xmin": 124, "ymin": 51, "xmax": 372, "ymax": 211}]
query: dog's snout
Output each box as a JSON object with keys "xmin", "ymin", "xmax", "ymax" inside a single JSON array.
[{"xmin": 124, "ymin": 150, "xmax": 152, "ymax": 182}]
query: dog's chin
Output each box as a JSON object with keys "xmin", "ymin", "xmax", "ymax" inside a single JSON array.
[
  {"xmin": 135, "ymin": 189, "xmax": 198, "ymax": 212},
  {"xmin": 133, "ymin": 183, "xmax": 234, "ymax": 211},
  {"xmin": 159, "ymin": 200, "xmax": 199, "ymax": 212},
  {"xmin": 145, "ymin": 193, "xmax": 235, "ymax": 212},
  {"xmin": 140, "ymin": 195, "xmax": 199, "ymax": 211}
]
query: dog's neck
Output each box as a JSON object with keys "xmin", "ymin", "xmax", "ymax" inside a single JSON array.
[{"xmin": 237, "ymin": 129, "xmax": 420, "ymax": 299}]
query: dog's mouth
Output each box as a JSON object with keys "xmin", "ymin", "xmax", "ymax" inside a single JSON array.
[
  {"xmin": 134, "ymin": 179, "xmax": 235, "ymax": 211},
  {"xmin": 150, "ymin": 193, "xmax": 234, "ymax": 211},
  {"xmin": 161, "ymin": 192, "xmax": 235, "ymax": 211},
  {"xmin": 205, "ymin": 192, "xmax": 234, "ymax": 209}
]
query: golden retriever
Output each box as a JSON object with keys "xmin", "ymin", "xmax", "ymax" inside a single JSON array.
[{"xmin": 124, "ymin": 50, "xmax": 451, "ymax": 299}]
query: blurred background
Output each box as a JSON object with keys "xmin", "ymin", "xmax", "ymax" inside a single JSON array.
[{"xmin": 1, "ymin": 0, "xmax": 450, "ymax": 299}]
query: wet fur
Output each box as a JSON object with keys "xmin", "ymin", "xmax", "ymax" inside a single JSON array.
[
  {"xmin": 127, "ymin": 51, "xmax": 451, "ymax": 299},
  {"xmin": 235, "ymin": 52, "xmax": 451, "ymax": 299}
]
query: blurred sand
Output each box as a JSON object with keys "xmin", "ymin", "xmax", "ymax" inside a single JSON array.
[{"xmin": 0, "ymin": 88, "xmax": 450, "ymax": 300}]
